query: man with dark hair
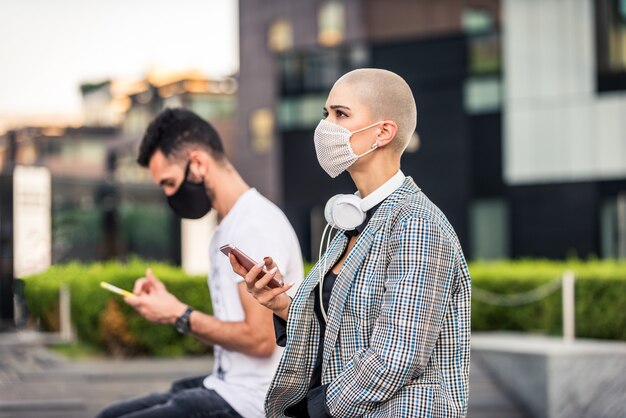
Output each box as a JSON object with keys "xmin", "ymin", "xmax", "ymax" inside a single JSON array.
[
  {"xmin": 136, "ymin": 108, "xmax": 226, "ymax": 168},
  {"xmin": 97, "ymin": 108, "xmax": 303, "ymax": 418}
]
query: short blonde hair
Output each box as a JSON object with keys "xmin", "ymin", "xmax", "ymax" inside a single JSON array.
[{"xmin": 336, "ymin": 68, "xmax": 417, "ymax": 153}]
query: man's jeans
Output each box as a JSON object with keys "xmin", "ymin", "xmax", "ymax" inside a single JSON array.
[{"xmin": 96, "ymin": 375, "xmax": 242, "ymax": 418}]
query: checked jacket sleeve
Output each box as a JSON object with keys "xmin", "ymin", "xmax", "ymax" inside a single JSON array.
[{"xmin": 325, "ymin": 215, "xmax": 460, "ymax": 417}]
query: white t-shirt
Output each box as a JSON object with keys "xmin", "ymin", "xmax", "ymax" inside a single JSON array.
[{"xmin": 203, "ymin": 188, "xmax": 303, "ymax": 418}]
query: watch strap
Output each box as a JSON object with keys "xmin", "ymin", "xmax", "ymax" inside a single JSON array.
[{"xmin": 175, "ymin": 306, "xmax": 194, "ymax": 334}]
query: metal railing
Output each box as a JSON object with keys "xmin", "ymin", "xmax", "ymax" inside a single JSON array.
[{"xmin": 473, "ymin": 271, "xmax": 576, "ymax": 341}]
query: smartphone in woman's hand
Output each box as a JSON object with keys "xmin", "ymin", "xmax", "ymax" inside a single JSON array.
[{"xmin": 220, "ymin": 244, "xmax": 284, "ymax": 288}]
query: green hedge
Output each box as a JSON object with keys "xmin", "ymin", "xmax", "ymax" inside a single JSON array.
[
  {"xmin": 24, "ymin": 259, "xmax": 626, "ymax": 358},
  {"xmin": 24, "ymin": 259, "xmax": 211, "ymax": 357},
  {"xmin": 471, "ymin": 259, "xmax": 626, "ymax": 340}
]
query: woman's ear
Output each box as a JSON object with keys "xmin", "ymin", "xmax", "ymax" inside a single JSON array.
[{"xmin": 375, "ymin": 120, "xmax": 398, "ymax": 148}]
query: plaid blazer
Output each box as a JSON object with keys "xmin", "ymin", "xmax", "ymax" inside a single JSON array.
[{"xmin": 266, "ymin": 177, "xmax": 471, "ymax": 417}]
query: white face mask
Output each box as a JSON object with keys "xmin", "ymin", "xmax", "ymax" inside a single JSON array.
[{"xmin": 313, "ymin": 119, "xmax": 383, "ymax": 178}]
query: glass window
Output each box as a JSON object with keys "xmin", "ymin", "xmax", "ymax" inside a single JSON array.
[
  {"xmin": 268, "ymin": 19, "xmax": 294, "ymax": 53},
  {"xmin": 462, "ymin": 8, "xmax": 501, "ymax": 113},
  {"xmin": 596, "ymin": 0, "xmax": 626, "ymax": 91},
  {"xmin": 462, "ymin": 8, "xmax": 493, "ymax": 34},
  {"xmin": 278, "ymin": 46, "xmax": 370, "ymax": 96},
  {"xmin": 48, "ymin": 176, "xmax": 178, "ymax": 263},
  {"xmin": 318, "ymin": 1, "xmax": 345, "ymax": 47},
  {"xmin": 189, "ymin": 96, "xmax": 235, "ymax": 120},
  {"xmin": 277, "ymin": 95, "xmax": 326, "ymax": 130},
  {"xmin": 464, "ymin": 76, "xmax": 502, "ymax": 114},
  {"xmin": 601, "ymin": 198, "xmax": 618, "ymax": 258},
  {"xmin": 278, "ymin": 98, "xmax": 298, "ymax": 130},
  {"xmin": 303, "ymin": 51, "xmax": 343, "ymax": 90},
  {"xmin": 602, "ymin": 193, "xmax": 626, "ymax": 258},
  {"xmin": 620, "ymin": 192, "xmax": 626, "ymax": 258},
  {"xmin": 470, "ymin": 199, "xmax": 509, "ymax": 260},
  {"xmin": 300, "ymin": 95, "xmax": 327, "ymax": 126},
  {"xmin": 249, "ymin": 108, "xmax": 274, "ymax": 154},
  {"xmin": 280, "ymin": 54, "xmax": 304, "ymax": 95},
  {"xmin": 463, "ymin": 8, "xmax": 500, "ymax": 75}
]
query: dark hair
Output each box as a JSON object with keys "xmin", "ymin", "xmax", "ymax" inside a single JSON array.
[{"xmin": 137, "ymin": 108, "xmax": 225, "ymax": 167}]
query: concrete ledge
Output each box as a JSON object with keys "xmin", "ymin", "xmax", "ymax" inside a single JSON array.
[
  {"xmin": 0, "ymin": 331, "xmax": 68, "ymax": 347},
  {"xmin": 472, "ymin": 332, "xmax": 626, "ymax": 418},
  {"xmin": 0, "ymin": 399, "xmax": 85, "ymax": 412}
]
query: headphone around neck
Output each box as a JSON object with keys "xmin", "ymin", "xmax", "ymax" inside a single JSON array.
[{"xmin": 323, "ymin": 171, "xmax": 405, "ymax": 231}]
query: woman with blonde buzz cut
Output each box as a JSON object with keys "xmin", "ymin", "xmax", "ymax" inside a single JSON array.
[{"xmin": 230, "ymin": 68, "xmax": 471, "ymax": 417}]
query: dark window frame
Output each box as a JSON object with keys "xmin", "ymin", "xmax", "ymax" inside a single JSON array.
[{"xmin": 595, "ymin": 0, "xmax": 626, "ymax": 92}]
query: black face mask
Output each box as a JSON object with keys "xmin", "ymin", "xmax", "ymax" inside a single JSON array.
[{"xmin": 167, "ymin": 161, "xmax": 212, "ymax": 219}]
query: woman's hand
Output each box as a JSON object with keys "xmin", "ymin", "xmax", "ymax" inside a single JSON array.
[{"xmin": 229, "ymin": 254, "xmax": 293, "ymax": 320}]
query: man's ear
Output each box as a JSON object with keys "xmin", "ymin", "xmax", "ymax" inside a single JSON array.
[
  {"xmin": 375, "ymin": 120, "xmax": 398, "ymax": 148},
  {"xmin": 188, "ymin": 150, "xmax": 210, "ymax": 178}
]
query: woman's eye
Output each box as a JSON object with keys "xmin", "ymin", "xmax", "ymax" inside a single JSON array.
[
  {"xmin": 322, "ymin": 110, "xmax": 329, "ymax": 119},
  {"xmin": 336, "ymin": 110, "xmax": 347, "ymax": 118}
]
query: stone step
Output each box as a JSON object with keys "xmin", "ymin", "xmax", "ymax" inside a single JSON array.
[
  {"xmin": 0, "ymin": 331, "xmax": 531, "ymax": 417},
  {"xmin": 0, "ymin": 399, "xmax": 86, "ymax": 412}
]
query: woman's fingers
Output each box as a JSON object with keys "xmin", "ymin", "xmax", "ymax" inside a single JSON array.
[
  {"xmin": 256, "ymin": 286, "xmax": 294, "ymax": 316},
  {"xmin": 253, "ymin": 267, "xmax": 279, "ymax": 290},
  {"xmin": 243, "ymin": 262, "xmax": 264, "ymax": 286},
  {"xmin": 229, "ymin": 253, "xmax": 250, "ymax": 277},
  {"xmin": 259, "ymin": 283, "xmax": 294, "ymax": 300},
  {"xmin": 263, "ymin": 256, "xmax": 277, "ymax": 270}
]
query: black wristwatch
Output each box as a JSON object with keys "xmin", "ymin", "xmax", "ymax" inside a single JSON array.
[{"xmin": 175, "ymin": 306, "xmax": 194, "ymax": 335}]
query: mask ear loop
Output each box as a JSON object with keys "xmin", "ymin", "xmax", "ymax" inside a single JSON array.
[
  {"xmin": 355, "ymin": 142, "xmax": 379, "ymax": 159},
  {"xmin": 318, "ymin": 223, "xmax": 334, "ymax": 323}
]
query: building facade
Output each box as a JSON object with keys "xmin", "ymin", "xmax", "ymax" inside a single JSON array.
[
  {"xmin": 503, "ymin": 0, "xmax": 626, "ymax": 258},
  {"xmin": 237, "ymin": 0, "xmax": 626, "ymax": 261},
  {"xmin": 0, "ymin": 74, "xmax": 238, "ymax": 267}
]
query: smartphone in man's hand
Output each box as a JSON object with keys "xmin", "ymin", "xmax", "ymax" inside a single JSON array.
[
  {"xmin": 220, "ymin": 244, "xmax": 284, "ymax": 288},
  {"xmin": 100, "ymin": 281, "xmax": 135, "ymax": 297}
]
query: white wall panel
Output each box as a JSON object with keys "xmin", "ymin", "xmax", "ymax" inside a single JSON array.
[
  {"xmin": 595, "ymin": 97, "xmax": 625, "ymax": 175},
  {"xmin": 568, "ymin": 0, "xmax": 594, "ymax": 96},
  {"xmin": 532, "ymin": 105, "xmax": 561, "ymax": 177},
  {"xmin": 566, "ymin": 101, "xmax": 596, "ymax": 177},
  {"xmin": 560, "ymin": 0, "xmax": 578, "ymax": 97},
  {"xmin": 505, "ymin": 0, "xmax": 532, "ymax": 101},
  {"xmin": 553, "ymin": 105, "xmax": 572, "ymax": 177},
  {"xmin": 536, "ymin": 0, "xmax": 562, "ymax": 100},
  {"xmin": 504, "ymin": 103, "xmax": 535, "ymax": 183},
  {"xmin": 504, "ymin": 0, "xmax": 626, "ymax": 184}
]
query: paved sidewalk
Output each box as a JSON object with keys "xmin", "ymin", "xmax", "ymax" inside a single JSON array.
[{"xmin": 0, "ymin": 331, "xmax": 527, "ymax": 418}]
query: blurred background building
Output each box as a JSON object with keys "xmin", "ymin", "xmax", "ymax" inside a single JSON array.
[
  {"xmin": 0, "ymin": 72, "xmax": 237, "ymax": 267},
  {"xmin": 235, "ymin": 0, "xmax": 626, "ymax": 262},
  {"xmin": 1, "ymin": 3, "xmax": 625, "ymax": 416},
  {"xmin": 1, "ymin": 0, "xmax": 625, "ymax": 268}
]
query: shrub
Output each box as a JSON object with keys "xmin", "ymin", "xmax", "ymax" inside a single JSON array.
[
  {"xmin": 470, "ymin": 259, "xmax": 626, "ymax": 340},
  {"xmin": 24, "ymin": 259, "xmax": 211, "ymax": 357},
  {"xmin": 24, "ymin": 259, "xmax": 626, "ymax": 358},
  {"xmin": 305, "ymin": 259, "xmax": 626, "ymax": 340}
]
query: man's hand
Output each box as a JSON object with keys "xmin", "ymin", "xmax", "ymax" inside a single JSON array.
[
  {"xmin": 124, "ymin": 268, "xmax": 187, "ymax": 324},
  {"xmin": 132, "ymin": 268, "xmax": 165, "ymax": 295}
]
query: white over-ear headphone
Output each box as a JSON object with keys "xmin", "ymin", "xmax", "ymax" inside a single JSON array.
[
  {"xmin": 323, "ymin": 170, "xmax": 405, "ymax": 231},
  {"xmin": 317, "ymin": 170, "xmax": 406, "ymax": 323}
]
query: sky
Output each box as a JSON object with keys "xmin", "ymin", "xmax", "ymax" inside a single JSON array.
[{"xmin": 0, "ymin": 0, "xmax": 239, "ymax": 127}]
